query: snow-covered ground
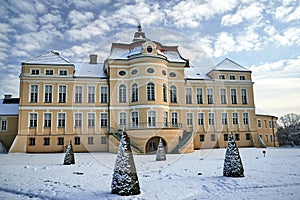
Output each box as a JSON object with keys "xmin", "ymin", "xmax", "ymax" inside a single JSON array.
[{"xmin": 0, "ymin": 148, "xmax": 299, "ymax": 200}]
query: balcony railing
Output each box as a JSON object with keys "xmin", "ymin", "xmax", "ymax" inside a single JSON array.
[{"xmin": 118, "ymin": 122, "xmax": 182, "ymax": 130}]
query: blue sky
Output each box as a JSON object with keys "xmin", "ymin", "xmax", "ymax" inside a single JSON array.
[{"xmin": 0, "ymin": 0, "xmax": 299, "ymax": 117}]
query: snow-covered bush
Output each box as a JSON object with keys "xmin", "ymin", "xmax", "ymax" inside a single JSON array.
[
  {"xmin": 111, "ymin": 131, "xmax": 140, "ymax": 196},
  {"xmin": 223, "ymin": 132, "xmax": 244, "ymax": 177},
  {"xmin": 63, "ymin": 140, "xmax": 75, "ymax": 165},
  {"xmin": 156, "ymin": 138, "xmax": 166, "ymax": 161}
]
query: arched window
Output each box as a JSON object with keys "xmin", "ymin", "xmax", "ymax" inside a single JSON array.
[
  {"xmin": 147, "ymin": 82, "xmax": 155, "ymax": 101},
  {"xmin": 119, "ymin": 84, "xmax": 127, "ymax": 103},
  {"xmin": 170, "ymin": 85, "xmax": 177, "ymax": 103},
  {"xmin": 131, "ymin": 83, "xmax": 138, "ymax": 102},
  {"xmin": 163, "ymin": 84, "xmax": 167, "ymax": 102}
]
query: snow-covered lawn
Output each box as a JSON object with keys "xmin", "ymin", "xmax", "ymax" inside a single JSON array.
[{"xmin": 0, "ymin": 148, "xmax": 299, "ymax": 200}]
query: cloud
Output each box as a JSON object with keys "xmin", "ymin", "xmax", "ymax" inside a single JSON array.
[
  {"xmin": 272, "ymin": 27, "xmax": 300, "ymax": 47},
  {"xmin": 214, "ymin": 32, "xmax": 236, "ymax": 57},
  {"xmin": 221, "ymin": 2, "xmax": 264, "ymax": 26},
  {"xmin": 67, "ymin": 10, "xmax": 94, "ymax": 28}
]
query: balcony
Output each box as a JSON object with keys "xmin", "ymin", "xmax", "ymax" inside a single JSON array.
[{"xmin": 118, "ymin": 122, "xmax": 182, "ymax": 130}]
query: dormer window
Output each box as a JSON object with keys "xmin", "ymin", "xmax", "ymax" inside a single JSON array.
[
  {"xmin": 146, "ymin": 45, "xmax": 153, "ymax": 53},
  {"xmin": 31, "ymin": 69, "xmax": 39, "ymax": 75}
]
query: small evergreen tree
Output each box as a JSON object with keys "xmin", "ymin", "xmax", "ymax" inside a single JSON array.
[
  {"xmin": 63, "ymin": 140, "xmax": 75, "ymax": 165},
  {"xmin": 156, "ymin": 138, "xmax": 166, "ymax": 161},
  {"xmin": 0, "ymin": 141, "xmax": 7, "ymax": 153},
  {"xmin": 223, "ymin": 132, "xmax": 244, "ymax": 177},
  {"xmin": 111, "ymin": 131, "xmax": 140, "ymax": 196}
]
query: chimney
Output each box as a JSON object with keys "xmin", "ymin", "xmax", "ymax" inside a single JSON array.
[
  {"xmin": 4, "ymin": 94, "xmax": 12, "ymax": 99},
  {"xmin": 89, "ymin": 54, "xmax": 98, "ymax": 64}
]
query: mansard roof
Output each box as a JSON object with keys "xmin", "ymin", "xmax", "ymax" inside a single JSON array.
[
  {"xmin": 22, "ymin": 51, "xmax": 73, "ymax": 66},
  {"xmin": 211, "ymin": 58, "xmax": 251, "ymax": 72},
  {"xmin": 74, "ymin": 62, "xmax": 107, "ymax": 78}
]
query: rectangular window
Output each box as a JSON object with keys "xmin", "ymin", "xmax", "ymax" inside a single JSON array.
[
  {"xmin": 74, "ymin": 137, "xmax": 80, "ymax": 145},
  {"xmin": 240, "ymin": 75, "xmax": 246, "ymax": 80},
  {"xmin": 264, "ymin": 120, "xmax": 267, "ymax": 128},
  {"xmin": 59, "ymin": 85, "xmax": 66, "ymax": 103},
  {"xmin": 75, "ymin": 86, "xmax": 82, "ymax": 103},
  {"xmin": 148, "ymin": 110, "xmax": 156, "ymax": 127},
  {"xmin": 219, "ymin": 75, "xmax": 225, "ymax": 79},
  {"xmin": 246, "ymin": 133, "xmax": 251, "ymax": 140},
  {"xmin": 59, "ymin": 70, "xmax": 67, "ymax": 76},
  {"xmin": 131, "ymin": 111, "xmax": 138, "ymax": 127},
  {"xmin": 88, "ymin": 86, "xmax": 95, "ymax": 103},
  {"xmin": 211, "ymin": 134, "xmax": 216, "ymax": 141},
  {"xmin": 224, "ymin": 134, "xmax": 228, "ymax": 141},
  {"xmin": 119, "ymin": 85, "xmax": 127, "ymax": 103},
  {"xmin": 101, "ymin": 86, "xmax": 108, "ymax": 103},
  {"xmin": 186, "ymin": 88, "xmax": 192, "ymax": 104},
  {"xmin": 241, "ymin": 89, "xmax": 248, "ymax": 104},
  {"xmin": 196, "ymin": 88, "xmax": 203, "ymax": 104},
  {"xmin": 147, "ymin": 83, "xmax": 155, "ymax": 101},
  {"xmin": 222, "ymin": 113, "xmax": 228, "ymax": 125},
  {"xmin": 198, "ymin": 113, "xmax": 204, "ymax": 125},
  {"xmin": 270, "ymin": 135, "xmax": 273, "ymax": 142},
  {"xmin": 243, "ymin": 113, "xmax": 249, "ymax": 125},
  {"xmin": 88, "ymin": 137, "xmax": 94, "ymax": 145},
  {"xmin": 170, "ymin": 86, "xmax": 177, "ymax": 103},
  {"xmin": 88, "ymin": 113, "xmax": 95, "ymax": 127},
  {"xmin": 229, "ymin": 75, "xmax": 236, "ymax": 80},
  {"xmin": 31, "ymin": 69, "xmax": 39, "ymax": 75},
  {"xmin": 29, "ymin": 137, "xmax": 35, "ymax": 146},
  {"xmin": 235, "ymin": 134, "xmax": 240, "ymax": 141},
  {"xmin": 187, "ymin": 113, "xmax": 193, "ymax": 126},
  {"xmin": 44, "ymin": 85, "xmax": 52, "ymax": 103},
  {"xmin": 163, "ymin": 84, "xmax": 167, "ymax": 102},
  {"xmin": 101, "ymin": 136, "xmax": 107, "ymax": 144},
  {"xmin": 1, "ymin": 120, "xmax": 7, "ymax": 131},
  {"xmin": 200, "ymin": 134, "xmax": 205, "ymax": 142},
  {"xmin": 74, "ymin": 113, "xmax": 82, "ymax": 127},
  {"xmin": 163, "ymin": 111, "xmax": 168, "ymax": 127},
  {"xmin": 58, "ymin": 137, "xmax": 64, "ymax": 145},
  {"xmin": 58, "ymin": 113, "xmax": 65, "ymax": 127},
  {"xmin": 119, "ymin": 112, "xmax": 127, "ymax": 126},
  {"xmin": 45, "ymin": 70, "xmax": 53, "ymax": 75},
  {"xmin": 269, "ymin": 121, "xmax": 272, "ymax": 128},
  {"xmin": 100, "ymin": 113, "xmax": 108, "ymax": 127},
  {"xmin": 44, "ymin": 113, "xmax": 51, "ymax": 127},
  {"xmin": 208, "ymin": 113, "xmax": 215, "ymax": 125},
  {"xmin": 232, "ymin": 112, "xmax": 238, "ymax": 125},
  {"xmin": 258, "ymin": 119, "xmax": 262, "ymax": 128},
  {"xmin": 207, "ymin": 88, "xmax": 214, "ymax": 104},
  {"xmin": 231, "ymin": 89, "xmax": 237, "ymax": 104},
  {"xmin": 30, "ymin": 85, "xmax": 38, "ymax": 103},
  {"xmin": 220, "ymin": 89, "xmax": 227, "ymax": 104},
  {"xmin": 171, "ymin": 112, "xmax": 178, "ymax": 127},
  {"xmin": 44, "ymin": 138, "xmax": 50, "ymax": 145},
  {"xmin": 29, "ymin": 113, "xmax": 37, "ymax": 128}
]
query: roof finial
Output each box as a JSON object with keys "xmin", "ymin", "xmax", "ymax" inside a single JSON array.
[{"xmin": 137, "ymin": 24, "xmax": 142, "ymax": 32}]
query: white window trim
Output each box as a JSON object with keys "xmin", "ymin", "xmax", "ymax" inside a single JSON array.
[{"xmin": 58, "ymin": 85, "xmax": 67, "ymax": 103}]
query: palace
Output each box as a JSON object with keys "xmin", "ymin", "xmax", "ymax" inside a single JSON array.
[{"xmin": 1, "ymin": 26, "xmax": 279, "ymax": 154}]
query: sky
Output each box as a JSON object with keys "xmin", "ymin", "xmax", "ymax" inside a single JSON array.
[{"xmin": 0, "ymin": 0, "xmax": 299, "ymax": 117}]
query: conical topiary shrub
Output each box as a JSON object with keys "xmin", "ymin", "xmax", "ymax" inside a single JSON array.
[
  {"xmin": 223, "ymin": 132, "xmax": 244, "ymax": 177},
  {"xmin": 0, "ymin": 140, "xmax": 7, "ymax": 153},
  {"xmin": 111, "ymin": 131, "xmax": 140, "ymax": 196},
  {"xmin": 156, "ymin": 138, "xmax": 166, "ymax": 161},
  {"xmin": 63, "ymin": 140, "xmax": 75, "ymax": 165}
]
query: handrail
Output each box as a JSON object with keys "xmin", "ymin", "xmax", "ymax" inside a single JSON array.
[
  {"xmin": 108, "ymin": 127, "xmax": 143, "ymax": 153},
  {"xmin": 118, "ymin": 122, "xmax": 182, "ymax": 130},
  {"xmin": 171, "ymin": 131, "xmax": 194, "ymax": 153}
]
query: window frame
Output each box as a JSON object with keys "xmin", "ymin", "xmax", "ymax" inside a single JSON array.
[{"xmin": 100, "ymin": 86, "xmax": 108, "ymax": 103}]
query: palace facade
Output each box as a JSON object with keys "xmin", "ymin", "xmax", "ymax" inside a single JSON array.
[{"xmin": 3, "ymin": 26, "xmax": 279, "ymax": 154}]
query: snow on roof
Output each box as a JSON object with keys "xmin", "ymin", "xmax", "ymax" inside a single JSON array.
[
  {"xmin": 23, "ymin": 51, "xmax": 73, "ymax": 65},
  {"xmin": 184, "ymin": 67, "xmax": 210, "ymax": 79},
  {"xmin": 74, "ymin": 62, "xmax": 107, "ymax": 78},
  {"xmin": 0, "ymin": 100, "xmax": 18, "ymax": 116},
  {"xmin": 212, "ymin": 58, "xmax": 251, "ymax": 72},
  {"xmin": 256, "ymin": 108, "xmax": 277, "ymax": 117}
]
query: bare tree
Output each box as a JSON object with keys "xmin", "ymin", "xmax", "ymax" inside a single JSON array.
[{"xmin": 277, "ymin": 113, "xmax": 300, "ymax": 146}]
